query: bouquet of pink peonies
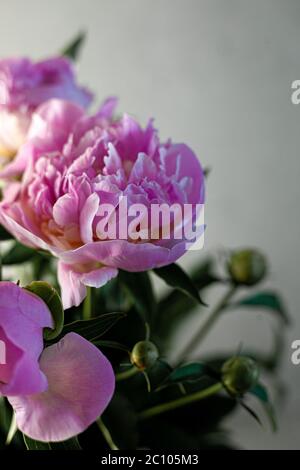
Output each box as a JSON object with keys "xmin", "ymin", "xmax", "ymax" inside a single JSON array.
[{"xmin": 0, "ymin": 34, "xmax": 287, "ymax": 450}]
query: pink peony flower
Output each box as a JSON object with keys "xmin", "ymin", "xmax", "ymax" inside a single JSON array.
[
  {"xmin": 0, "ymin": 99, "xmax": 205, "ymax": 309},
  {"xmin": 0, "ymin": 281, "xmax": 115, "ymax": 442},
  {"xmin": 0, "ymin": 57, "xmax": 92, "ymax": 164}
]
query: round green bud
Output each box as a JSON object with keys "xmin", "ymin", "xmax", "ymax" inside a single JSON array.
[
  {"xmin": 228, "ymin": 249, "xmax": 267, "ymax": 286},
  {"xmin": 130, "ymin": 340, "xmax": 159, "ymax": 371},
  {"xmin": 222, "ymin": 356, "xmax": 259, "ymax": 396}
]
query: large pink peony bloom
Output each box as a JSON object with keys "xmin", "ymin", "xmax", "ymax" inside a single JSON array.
[
  {"xmin": 0, "ymin": 99, "xmax": 205, "ymax": 309},
  {"xmin": 0, "ymin": 282, "xmax": 115, "ymax": 442},
  {"xmin": 0, "ymin": 57, "xmax": 92, "ymax": 164}
]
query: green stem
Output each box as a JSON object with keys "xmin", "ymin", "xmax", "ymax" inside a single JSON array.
[
  {"xmin": 97, "ymin": 417, "xmax": 119, "ymax": 450},
  {"xmin": 83, "ymin": 286, "xmax": 92, "ymax": 320},
  {"xmin": 139, "ymin": 382, "xmax": 223, "ymax": 420},
  {"xmin": 177, "ymin": 284, "xmax": 236, "ymax": 362},
  {"xmin": 116, "ymin": 366, "xmax": 139, "ymax": 382}
]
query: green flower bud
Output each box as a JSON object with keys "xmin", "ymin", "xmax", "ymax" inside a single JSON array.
[
  {"xmin": 228, "ymin": 249, "xmax": 267, "ymax": 286},
  {"xmin": 130, "ymin": 340, "xmax": 159, "ymax": 371},
  {"xmin": 222, "ymin": 356, "xmax": 259, "ymax": 396}
]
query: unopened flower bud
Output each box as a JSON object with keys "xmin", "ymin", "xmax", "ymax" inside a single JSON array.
[
  {"xmin": 130, "ymin": 340, "xmax": 159, "ymax": 371},
  {"xmin": 221, "ymin": 356, "xmax": 259, "ymax": 396},
  {"xmin": 228, "ymin": 249, "xmax": 267, "ymax": 286}
]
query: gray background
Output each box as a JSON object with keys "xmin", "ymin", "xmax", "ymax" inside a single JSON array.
[{"xmin": 1, "ymin": 0, "xmax": 299, "ymax": 449}]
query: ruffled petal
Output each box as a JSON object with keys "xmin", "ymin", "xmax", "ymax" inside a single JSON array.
[
  {"xmin": 160, "ymin": 144, "xmax": 204, "ymax": 204},
  {"xmin": 79, "ymin": 193, "xmax": 99, "ymax": 244},
  {"xmin": 97, "ymin": 96, "xmax": 118, "ymax": 119}
]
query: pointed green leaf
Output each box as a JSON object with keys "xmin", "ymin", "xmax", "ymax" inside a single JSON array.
[
  {"xmin": 58, "ymin": 312, "xmax": 126, "ymax": 343},
  {"xmin": 119, "ymin": 271, "xmax": 155, "ymax": 322},
  {"xmin": 25, "ymin": 281, "xmax": 64, "ymax": 341},
  {"xmin": 2, "ymin": 242, "xmax": 36, "ymax": 265},
  {"xmin": 23, "ymin": 434, "xmax": 81, "ymax": 450},
  {"xmin": 229, "ymin": 291, "xmax": 289, "ymax": 325},
  {"xmin": 94, "ymin": 340, "xmax": 129, "ymax": 352},
  {"xmin": 239, "ymin": 400, "xmax": 263, "ymax": 427},
  {"xmin": 154, "ymin": 263, "xmax": 205, "ymax": 305},
  {"xmin": 154, "ymin": 259, "xmax": 220, "ymax": 340},
  {"xmin": 167, "ymin": 363, "xmax": 209, "ymax": 384},
  {"xmin": 146, "ymin": 359, "xmax": 173, "ymax": 390},
  {"xmin": 61, "ymin": 32, "xmax": 86, "ymax": 60},
  {"xmin": 250, "ymin": 383, "xmax": 277, "ymax": 431}
]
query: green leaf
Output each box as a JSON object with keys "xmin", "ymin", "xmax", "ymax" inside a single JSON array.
[
  {"xmin": 250, "ymin": 383, "xmax": 277, "ymax": 431},
  {"xmin": 23, "ymin": 435, "xmax": 81, "ymax": 450},
  {"xmin": 94, "ymin": 340, "xmax": 129, "ymax": 352},
  {"xmin": 146, "ymin": 359, "xmax": 173, "ymax": 390},
  {"xmin": 153, "ymin": 263, "xmax": 205, "ymax": 305},
  {"xmin": 61, "ymin": 32, "xmax": 86, "ymax": 60},
  {"xmin": 2, "ymin": 242, "xmax": 36, "ymax": 265},
  {"xmin": 0, "ymin": 224, "xmax": 13, "ymax": 241},
  {"xmin": 239, "ymin": 400, "xmax": 263, "ymax": 427},
  {"xmin": 25, "ymin": 281, "xmax": 64, "ymax": 341},
  {"xmin": 119, "ymin": 271, "xmax": 155, "ymax": 322},
  {"xmin": 154, "ymin": 259, "xmax": 219, "ymax": 341},
  {"xmin": 58, "ymin": 312, "xmax": 126, "ymax": 343},
  {"xmin": 166, "ymin": 362, "xmax": 212, "ymax": 384},
  {"xmin": 229, "ymin": 291, "xmax": 289, "ymax": 324}
]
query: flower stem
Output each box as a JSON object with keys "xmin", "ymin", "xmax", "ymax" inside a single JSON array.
[
  {"xmin": 139, "ymin": 382, "xmax": 223, "ymax": 420},
  {"xmin": 97, "ymin": 417, "xmax": 119, "ymax": 450},
  {"xmin": 116, "ymin": 366, "xmax": 139, "ymax": 382},
  {"xmin": 176, "ymin": 284, "xmax": 236, "ymax": 362},
  {"xmin": 83, "ymin": 286, "xmax": 92, "ymax": 320}
]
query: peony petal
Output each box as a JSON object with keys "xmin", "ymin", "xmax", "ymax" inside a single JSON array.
[
  {"xmin": 0, "ymin": 206, "xmax": 60, "ymax": 254},
  {"xmin": 79, "ymin": 193, "xmax": 99, "ymax": 244},
  {"xmin": 57, "ymin": 261, "xmax": 118, "ymax": 309},
  {"xmin": 96, "ymin": 96, "xmax": 118, "ymax": 119},
  {"xmin": 59, "ymin": 238, "xmax": 187, "ymax": 272},
  {"xmin": 129, "ymin": 152, "xmax": 157, "ymax": 184},
  {"xmin": 57, "ymin": 262, "xmax": 87, "ymax": 310},
  {"xmin": 9, "ymin": 333, "xmax": 115, "ymax": 442},
  {"xmin": 80, "ymin": 266, "xmax": 119, "ymax": 288},
  {"xmin": 0, "ymin": 100, "xmax": 85, "ymax": 180},
  {"xmin": 53, "ymin": 193, "xmax": 79, "ymax": 227},
  {"xmin": 0, "ymin": 283, "xmax": 52, "ymax": 396},
  {"xmin": 2, "ymin": 353, "xmax": 48, "ymax": 396},
  {"xmin": 160, "ymin": 144, "xmax": 205, "ymax": 204}
]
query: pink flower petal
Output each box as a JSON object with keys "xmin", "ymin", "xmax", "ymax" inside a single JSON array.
[
  {"xmin": 0, "ymin": 283, "xmax": 52, "ymax": 396},
  {"xmin": 53, "ymin": 193, "xmax": 79, "ymax": 227},
  {"xmin": 9, "ymin": 333, "xmax": 115, "ymax": 442},
  {"xmin": 80, "ymin": 266, "xmax": 119, "ymax": 288},
  {"xmin": 96, "ymin": 96, "xmax": 118, "ymax": 119},
  {"xmin": 79, "ymin": 193, "xmax": 99, "ymax": 244},
  {"xmin": 57, "ymin": 262, "xmax": 87, "ymax": 310},
  {"xmin": 58, "ymin": 262, "xmax": 118, "ymax": 309},
  {"xmin": 161, "ymin": 144, "xmax": 205, "ymax": 204},
  {"xmin": 59, "ymin": 238, "xmax": 187, "ymax": 272}
]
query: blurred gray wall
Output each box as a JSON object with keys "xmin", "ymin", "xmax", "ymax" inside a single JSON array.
[{"xmin": 1, "ymin": 0, "xmax": 300, "ymax": 449}]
